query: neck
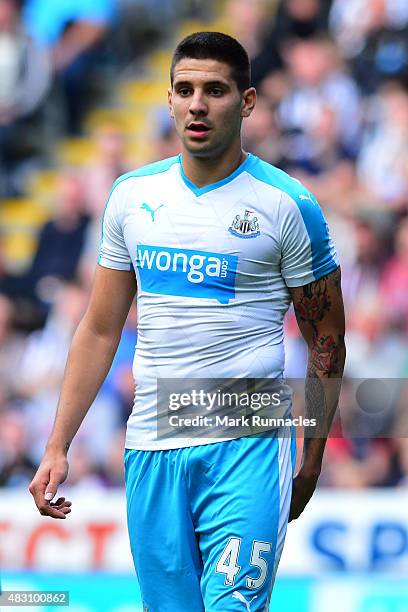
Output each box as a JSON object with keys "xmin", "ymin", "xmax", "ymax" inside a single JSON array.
[{"xmin": 181, "ymin": 142, "xmax": 247, "ymax": 188}]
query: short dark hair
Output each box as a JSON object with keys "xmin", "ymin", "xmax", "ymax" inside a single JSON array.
[{"xmin": 170, "ymin": 31, "xmax": 251, "ymax": 92}]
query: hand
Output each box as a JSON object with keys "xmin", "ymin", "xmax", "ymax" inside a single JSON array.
[
  {"xmin": 29, "ymin": 453, "xmax": 71, "ymax": 519},
  {"xmin": 289, "ymin": 467, "xmax": 320, "ymax": 522}
]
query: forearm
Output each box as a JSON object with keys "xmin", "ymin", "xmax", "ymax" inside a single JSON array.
[
  {"xmin": 302, "ymin": 332, "xmax": 346, "ymax": 471},
  {"xmin": 46, "ymin": 320, "xmax": 120, "ymax": 455},
  {"xmin": 289, "ymin": 267, "xmax": 346, "ymax": 473},
  {"xmin": 52, "ymin": 23, "xmax": 106, "ymax": 71}
]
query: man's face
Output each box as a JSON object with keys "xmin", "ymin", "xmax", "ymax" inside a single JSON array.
[{"xmin": 168, "ymin": 58, "xmax": 255, "ymax": 159}]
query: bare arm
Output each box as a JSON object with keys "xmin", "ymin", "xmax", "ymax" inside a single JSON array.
[
  {"xmin": 52, "ymin": 22, "xmax": 107, "ymax": 72},
  {"xmin": 289, "ymin": 266, "xmax": 346, "ymax": 520},
  {"xmin": 29, "ymin": 266, "xmax": 136, "ymax": 518}
]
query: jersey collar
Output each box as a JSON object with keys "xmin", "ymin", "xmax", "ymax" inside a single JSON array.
[{"xmin": 178, "ymin": 152, "xmax": 256, "ymax": 196}]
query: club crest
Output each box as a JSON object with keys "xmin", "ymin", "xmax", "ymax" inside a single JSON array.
[{"xmin": 229, "ymin": 209, "xmax": 260, "ymax": 239}]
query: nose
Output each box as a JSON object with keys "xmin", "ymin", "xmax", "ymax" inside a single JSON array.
[{"xmin": 188, "ymin": 90, "xmax": 208, "ymax": 116}]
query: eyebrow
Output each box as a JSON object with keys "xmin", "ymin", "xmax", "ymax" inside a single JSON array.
[{"xmin": 173, "ymin": 79, "xmax": 230, "ymax": 89}]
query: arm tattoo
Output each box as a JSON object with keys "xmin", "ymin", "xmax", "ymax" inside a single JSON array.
[
  {"xmin": 296, "ymin": 277, "xmax": 331, "ymax": 333},
  {"xmin": 295, "ymin": 268, "xmax": 343, "ymax": 378},
  {"xmin": 292, "ymin": 267, "xmax": 345, "ymax": 438},
  {"xmin": 309, "ymin": 334, "xmax": 341, "ymax": 377}
]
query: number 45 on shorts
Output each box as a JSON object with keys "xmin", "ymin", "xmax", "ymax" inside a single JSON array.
[{"xmin": 215, "ymin": 537, "xmax": 272, "ymax": 589}]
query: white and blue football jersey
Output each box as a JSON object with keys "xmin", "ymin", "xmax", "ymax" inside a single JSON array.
[{"xmin": 98, "ymin": 153, "xmax": 338, "ymax": 450}]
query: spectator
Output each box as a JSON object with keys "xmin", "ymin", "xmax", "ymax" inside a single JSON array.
[
  {"xmin": 341, "ymin": 212, "xmax": 391, "ymax": 308},
  {"xmin": 0, "ymin": 293, "xmax": 25, "ymax": 397},
  {"xmin": 279, "ymin": 36, "xmax": 362, "ymax": 158},
  {"xmin": 242, "ymin": 95, "xmax": 284, "ymax": 165},
  {"xmin": 288, "ymin": 108, "xmax": 360, "ymax": 212},
  {"xmin": 101, "ymin": 427, "xmax": 127, "ymax": 486},
  {"xmin": 26, "ymin": 171, "xmax": 90, "ymax": 310},
  {"xmin": 345, "ymin": 292, "xmax": 408, "ymax": 378},
  {"xmin": 23, "ymin": 0, "xmax": 116, "ymax": 133},
  {"xmin": 64, "ymin": 443, "xmax": 106, "ymax": 489},
  {"xmin": 321, "ymin": 437, "xmax": 395, "ymax": 487},
  {"xmin": 380, "ymin": 217, "xmax": 408, "ymax": 330},
  {"xmin": 352, "ymin": 0, "xmax": 408, "ymax": 94},
  {"xmin": 16, "ymin": 281, "xmax": 122, "ymax": 464},
  {"xmin": 17, "ymin": 281, "xmax": 88, "ymax": 402},
  {"xmin": 251, "ymin": 0, "xmax": 332, "ymax": 86},
  {"xmin": 151, "ymin": 110, "xmax": 181, "ymax": 161},
  {"xmin": 0, "ymin": 408, "xmax": 36, "ymax": 487},
  {"xmin": 225, "ymin": 0, "xmax": 270, "ymax": 60},
  {"xmin": 81, "ymin": 120, "xmax": 129, "ymax": 219},
  {"xmin": 357, "ymin": 81, "xmax": 408, "ymax": 210},
  {"xmin": 330, "ymin": 0, "xmax": 408, "ymax": 62},
  {"xmin": 14, "ymin": 281, "xmax": 86, "ymax": 463},
  {"xmin": 0, "ymin": 0, "xmax": 51, "ymax": 196}
]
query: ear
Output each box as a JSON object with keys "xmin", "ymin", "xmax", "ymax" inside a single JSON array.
[
  {"xmin": 168, "ymin": 88, "xmax": 174, "ymax": 118},
  {"xmin": 241, "ymin": 87, "xmax": 257, "ymax": 118}
]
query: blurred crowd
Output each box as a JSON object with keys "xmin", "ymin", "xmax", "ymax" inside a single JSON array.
[{"xmin": 1, "ymin": 0, "xmax": 408, "ymax": 490}]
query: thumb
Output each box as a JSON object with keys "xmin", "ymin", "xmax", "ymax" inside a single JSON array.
[
  {"xmin": 44, "ymin": 489, "xmax": 56, "ymax": 501},
  {"xmin": 44, "ymin": 474, "xmax": 62, "ymax": 501}
]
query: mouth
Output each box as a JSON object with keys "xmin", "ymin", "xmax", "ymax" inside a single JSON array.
[{"xmin": 186, "ymin": 122, "xmax": 212, "ymax": 138}]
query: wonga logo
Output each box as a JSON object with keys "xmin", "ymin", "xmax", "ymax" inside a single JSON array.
[{"xmin": 136, "ymin": 244, "xmax": 238, "ymax": 304}]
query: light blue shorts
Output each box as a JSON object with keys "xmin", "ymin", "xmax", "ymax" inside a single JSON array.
[{"xmin": 124, "ymin": 432, "xmax": 296, "ymax": 612}]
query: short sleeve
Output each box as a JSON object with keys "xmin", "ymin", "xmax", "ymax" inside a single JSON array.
[
  {"xmin": 279, "ymin": 191, "xmax": 339, "ymax": 287},
  {"xmin": 98, "ymin": 184, "xmax": 132, "ymax": 271}
]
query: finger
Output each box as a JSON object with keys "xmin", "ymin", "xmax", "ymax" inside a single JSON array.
[
  {"xmin": 50, "ymin": 498, "xmax": 72, "ymax": 508},
  {"xmin": 51, "ymin": 501, "xmax": 72, "ymax": 510},
  {"xmin": 40, "ymin": 497, "xmax": 72, "ymax": 518},
  {"xmin": 45, "ymin": 472, "xmax": 65, "ymax": 501},
  {"xmin": 51, "ymin": 506, "xmax": 71, "ymax": 515},
  {"xmin": 39, "ymin": 504, "xmax": 69, "ymax": 519}
]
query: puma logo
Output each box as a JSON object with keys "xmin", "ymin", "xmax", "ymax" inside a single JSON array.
[
  {"xmin": 140, "ymin": 202, "xmax": 165, "ymax": 221},
  {"xmin": 232, "ymin": 590, "xmax": 258, "ymax": 611}
]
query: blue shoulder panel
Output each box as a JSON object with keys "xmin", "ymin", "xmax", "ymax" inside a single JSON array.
[
  {"xmin": 112, "ymin": 156, "xmax": 179, "ymax": 190},
  {"xmin": 99, "ymin": 157, "xmax": 179, "ymax": 257},
  {"xmin": 247, "ymin": 158, "xmax": 338, "ymax": 279}
]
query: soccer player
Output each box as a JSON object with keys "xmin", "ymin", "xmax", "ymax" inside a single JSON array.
[{"xmin": 29, "ymin": 32, "xmax": 345, "ymax": 611}]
